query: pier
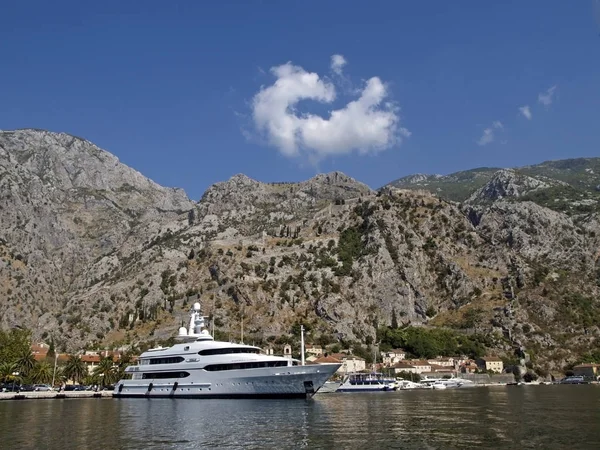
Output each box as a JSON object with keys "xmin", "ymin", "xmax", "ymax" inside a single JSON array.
[{"xmin": 0, "ymin": 391, "xmax": 113, "ymax": 401}]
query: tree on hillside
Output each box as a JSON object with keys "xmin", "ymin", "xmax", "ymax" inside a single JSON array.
[{"xmin": 0, "ymin": 328, "xmax": 32, "ymax": 364}]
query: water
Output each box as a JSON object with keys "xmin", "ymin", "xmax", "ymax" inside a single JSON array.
[{"xmin": 1, "ymin": 386, "xmax": 599, "ymax": 449}]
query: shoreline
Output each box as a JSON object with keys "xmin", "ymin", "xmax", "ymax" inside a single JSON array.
[{"xmin": 0, "ymin": 391, "xmax": 113, "ymax": 401}]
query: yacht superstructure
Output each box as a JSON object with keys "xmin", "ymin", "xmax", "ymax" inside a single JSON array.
[{"xmin": 113, "ymin": 302, "xmax": 340, "ymax": 399}]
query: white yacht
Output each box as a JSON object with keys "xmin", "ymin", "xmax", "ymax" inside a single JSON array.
[
  {"xmin": 113, "ymin": 303, "xmax": 340, "ymax": 399},
  {"xmin": 336, "ymin": 372, "xmax": 397, "ymax": 392}
]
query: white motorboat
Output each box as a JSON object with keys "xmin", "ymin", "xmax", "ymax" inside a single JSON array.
[
  {"xmin": 317, "ymin": 380, "xmax": 342, "ymax": 393},
  {"xmin": 396, "ymin": 379, "xmax": 422, "ymax": 390},
  {"xmin": 336, "ymin": 372, "xmax": 397, "ymax": 392},
  {"xmin": 420, "ymin": 377, "xmax": 475, "ymax": 389},
  {"xmin": 113, "ymin": 302, "xmax": 340, "ymax": 399}
]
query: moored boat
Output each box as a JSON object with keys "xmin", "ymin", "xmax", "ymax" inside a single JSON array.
[
  {"xmin": 113, "ymin": 302, "xmax": 340, "ymax": 399},
  {"xmin": 336, "ymin": 372, "xmax": 397, "ymax": 392}
]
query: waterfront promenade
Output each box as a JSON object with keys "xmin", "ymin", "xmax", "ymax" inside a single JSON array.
[{"xmin": 0, "ymin": 391, "xmax": 113, "ymax": 401}]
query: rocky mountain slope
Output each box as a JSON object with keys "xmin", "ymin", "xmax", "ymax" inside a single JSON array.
[
  {"xmin": 1, "ymin": 129, "xmax": 599, "ymax": 373},
  {"xmin": 388, "ymin": 158, "xmax": 600, "ymax": 215}
]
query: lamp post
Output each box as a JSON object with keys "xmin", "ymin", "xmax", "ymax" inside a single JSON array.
[
  {"xmin": 300, "ymin": 325, "xmax": 305, "ymax": 366},
  {"xmin": 51, "ymin": 353, "xmax": 58, "ymax": 389},
  {"xmin": 11, "ymin": 372, "xmax": 19, "ymax": 392}
]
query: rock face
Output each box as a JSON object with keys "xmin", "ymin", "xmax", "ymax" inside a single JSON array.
[{"xmin": 1, "ymin": 129, "xmax": 599, "ymax": 372}]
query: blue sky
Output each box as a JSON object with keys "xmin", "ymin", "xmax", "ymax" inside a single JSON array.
[{"xmin": 1, "ymin": 1, "xmax": 599, "ymax": 200}]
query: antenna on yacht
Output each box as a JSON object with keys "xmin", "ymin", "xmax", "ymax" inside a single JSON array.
[
  {"xmin": 178, "ymin": 301, "xmax": 214, "ymax": 342},
  {"xmin": 300, "ymin": 325, "xmax": 305, "ymax": 366}
]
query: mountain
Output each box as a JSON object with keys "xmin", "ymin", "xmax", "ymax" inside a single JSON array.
[
  {"xmin": 387, "ymin": 158, "xmax": 600, "ymax": 215},
  {"xmin": 1, "ymin": 129, "xmax": 599, "ymax": 374}
]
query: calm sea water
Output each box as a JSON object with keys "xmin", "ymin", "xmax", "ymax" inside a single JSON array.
[{"xmin": 0, "ymin": 386, "xmax": 599, "ymax": 449}]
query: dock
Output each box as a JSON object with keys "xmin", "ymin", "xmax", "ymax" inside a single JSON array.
[{"xmin": 0, "ymin": 391, "xmax": 113, "ymax": 401}]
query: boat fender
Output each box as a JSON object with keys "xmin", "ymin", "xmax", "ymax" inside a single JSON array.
[
  {"xmin": 118, "ymin": 384, "xmax": 124, "ymax": 393},
  {"xmin": 172, "ymin": 382, "xmax": 178, "ymax": 392},
  {"xmin": 147, "ymin": 383, "xmax": 153, "ymax": 393}
]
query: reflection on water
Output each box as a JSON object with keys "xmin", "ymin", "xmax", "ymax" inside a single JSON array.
[{"xmin": 1, "ymin": 386, "xmax": 599, "ymax": 449}]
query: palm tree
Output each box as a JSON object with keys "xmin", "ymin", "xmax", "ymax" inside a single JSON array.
[
  {"xmin": 93, "ymin": 356, "xmax": 117, "ymax": 386},
  {"xmin": 63, "ymin": 355, "xmax": 87, "ymax": 384},
  {"xmin": 116, "ymin": 353, "xmax": 133, "ymax": 380},
  {"xmin": 14, "ymin": 347, "xmax": 36, "ymax": 378},
  {"xmin": 30, "ymin": 361, "xmax": 53, "ymax": 384},
  {"xmin": 0, "ymin": 362, "xmax": 20, "ymax": 383}
]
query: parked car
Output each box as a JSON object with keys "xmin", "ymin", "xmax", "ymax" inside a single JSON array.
[
  {"xmin": 19, "ymin": 385, "xmax": 35, "ymax": 392},
  {"xmin": 33, "ymin": 384, "xmax": 53, "ymax": 391}
]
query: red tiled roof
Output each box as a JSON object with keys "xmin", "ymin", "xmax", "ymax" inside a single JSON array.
[
  {"xmin": 313, "ymin": 355, "xmax": 341, "ymax": 364},
  {"xmin": 393, "ymin": 362, "xmax": 416, "ymax": 369},
  {"xmin": 81, "ymin": 355, "xmax": 101, "ymax": 363},
  {"xmin": 481, "ymin": 356, "xmax": 503, "ymax": 362}
]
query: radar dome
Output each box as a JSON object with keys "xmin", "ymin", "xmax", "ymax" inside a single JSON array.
[
  {"xmin": 193, "ymin": 302, "xmax": 201, "ymax": 311},
  {"xmin": 178, "ymin": 327, "xmax": 188, "ymax": 336}
]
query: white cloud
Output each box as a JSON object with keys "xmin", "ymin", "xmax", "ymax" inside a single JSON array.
[
  {"xmin": 252, "ymin": 57, "xmax": 404, "ymax": 160},
  {"xmin": 538, "ymin": 85, "xmax": 557, "ymax": 106},
  {"xmin": 477, "ymin": 120, "xmax": 503, "ymax": 146},
  {"xmin": 519, "ymin": 105, "xmax": 532, "ymax": 120},
  {"xmin": 331, "ymin": 54, "xmax": 347, "ymax": 75}
]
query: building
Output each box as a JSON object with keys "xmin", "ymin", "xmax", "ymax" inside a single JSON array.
[
  {"xmin": 405, "ymin": 360, "xmax": 432, "ymax": 374},
  {"xmin": 283, "ymin": 344, "xmax": 293, "ymax": 360},
  {"xmin": 31, "ymin": 343, "xmax": 50, "ymax": 362},
  {"xmin": 382, "ymin": 349, "xmax": 406, "ymax": 367},
  {"xmin": 476, "ymin": 356, "xmax": 504, "ymax": 373},
  {"xmin": 82, "ymin": 354, "xmax": 101, "ymax": 373},
  {"xmin": 427, "ymin": 357, "xmax": 455, "ymax": 368},
  {"xmin": 305, "ymin": 345, "xmax": 323, "ymax": 356},
  {"xmin": 460, "ymin": 360, "xmax": 478, "ymax": 374},
  {"xmin": 392, "ymin": 362, "xmax": 419, "ymax": 375},
  {"xmin": 330, "ymin": 354, "xmax": 366, "ymax": 374},
  {"xmin": 310, "ymin": 355, "xmax": 342, "ymax": 365},
  {"xmin": 572, "ymin": 363, "xmax": 600, "ymax": 380}
]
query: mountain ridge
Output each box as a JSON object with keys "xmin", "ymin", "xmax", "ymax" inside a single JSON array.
[{"xmin": 1, "ymin": 129, "xmax": 599, "ymax": 374}]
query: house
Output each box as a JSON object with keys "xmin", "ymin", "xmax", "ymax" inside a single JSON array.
[
  {"xmin": 392, "ymin": 362, "xmax": 419, "ymax": 375},
  {"xmin": 460, "ymin": 360, "xmax": 478, "ymax": 374},
  {"xmin": 310, "ymin": 355, "xmax": 342, "ymax": 365},
  {"xmin": 305, "ymin": 345, "xmax": 323, "ymax": 356},
  {"xmin": 81, "ymin": 354, "xmax": 101, "ymax": 373},
  {"xmin": 405, "ymin": 360, "xmax": 431, "ymax": 374},
  {"xmin": 476, "ymin": 356, "xmax": 504, "ymax": 373},
  {"xmin": 572, "ymin": 363, "xmax": 600, "ymax": 380},
  {"xmin": 31, "ymin": 343, "xmax": 50, "ymax": 362},
  {"xmin": 330, "ymin": 354, "xmax": 366, "ymax": 374},
  {"xmin": 427, "ymin": 364, "xmax": 455, "ymax": 375},
  {"xmin": 382, "ymin": 349, "xmax": 406, "ymax": 367},
  {"xmin": 427, "ymin": 357, "xmax": 455, "ymax": 368}
]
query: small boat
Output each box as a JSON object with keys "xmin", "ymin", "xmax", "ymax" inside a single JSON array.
[
  {"xmin": 396, "ymin": 379, "xmax": 421, "ymax": 390},
  {"xmin": 336, "ymin": 372, "xmax": 397, "ymax": 392},
  {"xmin": 559, "ymin": 376, "xmax": 587, "ymax": 385},
  {"xmin": 420, "ymin": 377, "xmax": 475, "ymax": 389},
  {"xmin": 317, "ymin": 380, "xmax": 341, "ymax": 393}
]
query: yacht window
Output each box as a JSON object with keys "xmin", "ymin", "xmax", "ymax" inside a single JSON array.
[
  {"xmin": 141, "ymin": 371, "xmax": 190, "ymax": 379},
  {"xmin": 204, "ymin": 361, "xmax": 287, "ymax": 371},
  {"xmin": 198, "ymin": 348, "xmax": 260, "ymax": 356},
  {"xmin": 148, "ymin": 356, "xmax": 185, "ymax": 365}
]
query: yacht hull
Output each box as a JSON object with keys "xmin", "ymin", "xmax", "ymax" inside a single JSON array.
[{"xmin": 114, "ymin": 364, "xmax": 339, "ymax": 399}]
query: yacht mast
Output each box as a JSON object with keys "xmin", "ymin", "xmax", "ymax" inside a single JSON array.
[{"xmin": 300, "ymin": 325, "xmax": 305, "ymax": 366}]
